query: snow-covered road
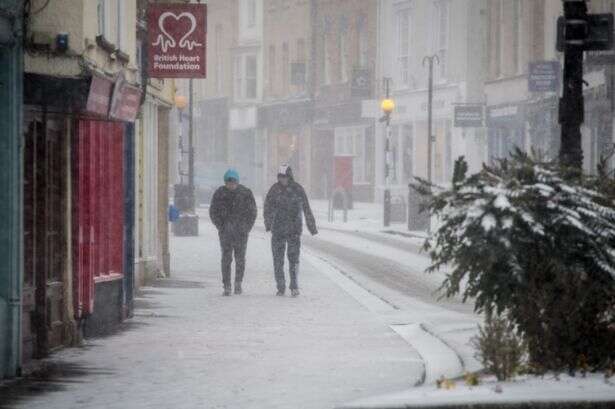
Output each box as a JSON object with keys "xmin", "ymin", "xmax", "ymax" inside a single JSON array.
[{"xmin": 1, "ymin": 221, "xmax": 425, "ymax": 409}]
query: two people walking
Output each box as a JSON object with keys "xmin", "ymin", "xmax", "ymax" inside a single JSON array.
[{"xmin": 209, "ymin": 165, "xmax": 317, "ymax": 297}]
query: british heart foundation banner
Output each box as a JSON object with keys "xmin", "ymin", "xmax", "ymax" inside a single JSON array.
[{"xmin": 148, "ymin": 3, "xmax": 207, "ymax": 78}]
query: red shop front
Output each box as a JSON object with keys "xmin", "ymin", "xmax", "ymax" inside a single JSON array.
[{"xmin": 72, "ymin": 73, "xmax": 140, "ymax": 335}]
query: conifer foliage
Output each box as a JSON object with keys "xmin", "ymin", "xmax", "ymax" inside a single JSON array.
[{"xmin": 415, "ymin": 150, "xmax": 615, "ymax": 372}]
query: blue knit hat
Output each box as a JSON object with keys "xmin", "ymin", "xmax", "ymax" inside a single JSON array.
[{"xmin": 224, "ymin": 169, "xmax": 239, "ymax": 182}]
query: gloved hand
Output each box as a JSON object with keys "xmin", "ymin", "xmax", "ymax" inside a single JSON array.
[{"xmin": 308, "ymin": 225, "xmax": 318, "ymax": 236}]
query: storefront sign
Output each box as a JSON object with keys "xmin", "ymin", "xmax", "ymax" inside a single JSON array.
[
  {"xmin": 487, "ymin": 103, "xmax": 525, "ymax": 128},
  {"xmin": 85, "ymin": 74, "xmax": 114, "ymax": 116},
  {"xmin": 258, "ymin": 100, "xmax": 313, "ymax": 129},
  {"xmin": 454, "ymin": 105, "xmax": 484, "ymax": 128},
  {"xmin": 109, "ymin": 74, "xmax": 142, "ymax": 122},
  {"xmin": 528, "ymin": 61, "xmax": 560, "ymax": 93},
  {"xmin": 147, "ymin": 4, "xmax": 207, "ymax": 78}
]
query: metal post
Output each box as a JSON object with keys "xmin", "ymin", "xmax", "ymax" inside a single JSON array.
[
  {"xmin": 559, "ymin": 0, "xmax": 587, "ymax": 172},
  {"xmin": 423, "ymin": 55, "xmax": 439, "ymax": 184},
  {"xmin": 423, "ymin": 55, "xmax": 439, "ymax": 234},
  {"xmin": 383, "ymin": 78, "xmax": 392, "ymax": 227},
  {"xmin": 188, "ymin": 78, "xmax": 195, "ymax": 208}
]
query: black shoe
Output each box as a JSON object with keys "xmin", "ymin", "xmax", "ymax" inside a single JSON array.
[
  {"xmin": 291, "ymin": 289, "xmax": 300, "ymax": 297},
  {"xmin": 223, "ymin": 285, "xmax": 232, "ymax": 296},
  {"xmin": 276, "ymin": 289, "xmax": 285, "ymax": 296},
  {"xmin": 234, "ymin": 283, "xmax": 242, "ymax": 295}
]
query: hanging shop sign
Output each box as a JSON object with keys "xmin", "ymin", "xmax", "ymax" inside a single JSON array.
[
  {"xmin": 85, "ymin": 74, "xmax": 114, "ymax": 116},
  {"xmin": 147, "ymin": 3, "xmax": 207, "ymax": 78},
  {"xmin": 528, "ymin": 61, "xmax": 560, "ymax": 93},
  {"xmin": 454, "ymin": 105, "xmax": 484, "ymax": 128},
  {"xmin": 109, "ymin": 74, "xmax": 142, "ymax": 122}
]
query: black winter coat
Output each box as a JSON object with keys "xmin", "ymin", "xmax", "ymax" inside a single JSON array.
[
  {"xmin": 264, "ymin": 181, "xmax": 317, "ymax": 237},
  {"xmin": 209, "ymin": 185, "xmax": 257, "ymax": 236}
]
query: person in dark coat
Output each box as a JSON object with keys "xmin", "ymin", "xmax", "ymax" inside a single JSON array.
[
  {"xmin": 209, "ymin": 169, "xmax": 257, "ymax": 296},
  {"xmin": 264, "ymin": 164, "xmax": 318, "ymax": 297}
]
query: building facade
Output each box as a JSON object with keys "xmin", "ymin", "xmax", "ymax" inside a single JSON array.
[
  {"xmin": 259, "ymin": 0, "xmax": 313, "ymax": 193},
  {"xmin": 374, "ymin": 0, "xmax": 488, "ymax": 229},
  {"xmin": 311, "ymin": 0, "xmax": 378, "ymax": 202},
  {"xmin": 22, "ymin": 0, "xmax": 140, "ymax": 356}
]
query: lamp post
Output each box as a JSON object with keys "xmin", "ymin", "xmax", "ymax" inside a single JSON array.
[
  {"xmin": 172, "ymin": 81, "xmax": 198, "ymax": 237},
  {"xmin": 423, "ymin": 55, "xmax": 439, "ymax": 234},
  {"xmin": 174, "ymin": 94, "xmax": 187, "ymax": 185},
  {"xmin": 423, "ymin": 55, "xmax": 439, "ymax": 185},
  {"xmin": 381, "ymin": 78, "xmax": 395, "ymax": 227}
]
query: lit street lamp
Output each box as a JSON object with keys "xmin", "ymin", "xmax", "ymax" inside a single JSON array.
[{"xmin": 380, "ymin": 78, "xmax": 394, "ymax": 227}]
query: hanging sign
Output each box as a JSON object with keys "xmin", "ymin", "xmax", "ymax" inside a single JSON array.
[
  {"xmin": 148, "ymin": 4, "xmax": 207, "ymax": 78},
  {"xmin": 85, "ymin": 74, "xmax": 114, "ymax": 116}
]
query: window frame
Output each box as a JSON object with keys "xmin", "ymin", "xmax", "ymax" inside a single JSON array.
[
  {"xmin": 433, "ymin": 0, "xmax": 450, "ymax": 82},
  {"xmin": 235, "ymin": 53, "xmax": 259, "ymax": 102},
  {"xmin": 395, "ymin": 7, "xmax": 411, "ymax": 89}
]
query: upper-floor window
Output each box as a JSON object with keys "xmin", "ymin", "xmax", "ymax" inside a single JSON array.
[
  {"xmin": 434, "ymin": 0, "xmax": 449, "ymax": 81},
  {"xmin": 396, "ymin": 8, "xmax": 411, "ymax": 88},
  {"xmin": 296, "ymin": 38, "xmax": 305, "ymax": 62},
  {"xmin": 357, "ymin": 14, "xmax": 368, "ymax": 68},
  {"xmin": 323, "ymin": 34, "xmax": 332, "ymax": 85},
  {"xmin": 340, "ymin": 32, "xmax": 348, "ymax": 83},
  {"xmin": 215, "ymin": 24, "xmax": 224, "ymax": 95},
  {"xmin": 235, "ymin": 54, "xmax": 258, "ymax": 101},
  {"xmin": 117, "ymin": 0, "xmax": 124, "ymax": 50},
  {"xmin": 282, "ymin": 42, "xmax": 289, "ymax": 94},
  {"xmin": 247, "ymin": 0, "xmax": 256, "ymax": 28},
  {"xmin": 512, "ymin": 0, "xmax": 521, "ymax": 75},
  {"xmin": 269, "ymin": 45, "xmax": 276, "ymax": 95},
  {"xmin": 97, "ymin": 0, "xmax": 107, "ymax": 37}
]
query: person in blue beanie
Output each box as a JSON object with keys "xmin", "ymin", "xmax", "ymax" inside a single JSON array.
[{"xmin": 209, "ymin": 169, "xmax": 257, "ymax": 296}]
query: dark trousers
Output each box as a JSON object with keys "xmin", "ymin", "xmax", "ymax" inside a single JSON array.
[
  {"xmin": 271, "ymin": 234, "xmax": 301, "ymax": 291},
  {"xmin": 220, "ymin": 231, "xmax": 248, "ymax": 287}
]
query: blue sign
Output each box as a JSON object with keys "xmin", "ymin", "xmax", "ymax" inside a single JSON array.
[{"xmin": 529, "ymin": 61, "xmax": 560, "ymax": 93}]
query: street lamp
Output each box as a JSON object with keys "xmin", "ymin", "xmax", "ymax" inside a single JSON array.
[
  {"xmin": 172, "ymin": 82, "xmax": 199, "ymax": 237},
  {"xmin": 423, "ymin": 55, "xmax": 439, "ymax": 234},
  {"xmin": 423, "ymin": 55, "xmax": 439, "ymax": 186},
  {"xmin": 380, "ymin": 78, "xmax": 394, "ymax": 227},
  {"xmin": 174, "ymin": 95, "xmax": 188, "ymax": 110}
]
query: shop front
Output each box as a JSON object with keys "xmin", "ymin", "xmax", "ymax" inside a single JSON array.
[
  {"xmin": 0, "ymin": 2, "xmax": 23, "ymax": 379},
  {"xmin": 486, "ymin": 102, "xmax": 527, "ymax": 163},
  {"xmin": 258, "ymin": 99, "xmax": 313, "ymax": 191},
  {"xmin": 313, "ymin": 100, "xmax": 375, "ymax": 202},
  {"xmin": 23, "ymin": 71, "xmax": 140, "ymax": 344}
]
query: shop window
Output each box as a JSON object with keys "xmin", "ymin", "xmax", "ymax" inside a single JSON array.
[
  {"xmin": 402, "ymin": 124, "xmax": 414, "ymax": 182},
  {"xmin": 335, "ymin": 127, "xmax": 368, "ymax": 184}
]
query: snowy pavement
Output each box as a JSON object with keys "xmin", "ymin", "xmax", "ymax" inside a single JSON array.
[{"xmin": 1, "ymin": 221, "xmax": 426, "ymax": 409}]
